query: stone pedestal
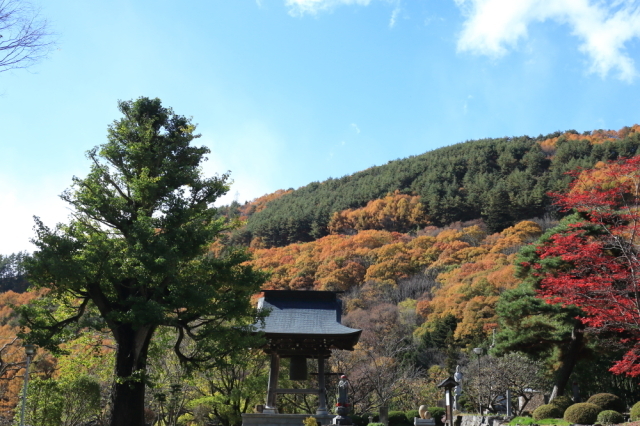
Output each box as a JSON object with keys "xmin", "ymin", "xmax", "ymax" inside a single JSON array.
[
  {"xmin": 242, "ymin": 413, "xmax": 336, "ymax": 426},
  {"xmin": 415, "ymin": 418, "xmax": 436, "ymax": 426}
]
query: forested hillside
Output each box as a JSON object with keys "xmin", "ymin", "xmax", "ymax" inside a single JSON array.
[{"xmin": 230, "ymin": 126, "xmax": 640, "ymax": 247}]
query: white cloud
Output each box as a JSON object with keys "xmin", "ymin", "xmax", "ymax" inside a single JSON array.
[
  {"xmin": 286, "ymin": 0, "xmax": 373, "ymax": 15},
  {"xmin": 455, "ymin": 0, "xmax": 640, "ymax": 82},
  {"xmin": 389, "ymin": 6, "xmax": 401, "ymax": 28},
  {"xmin": 350, "ymin": 122, "xmax": 361, "ymax": 134}
]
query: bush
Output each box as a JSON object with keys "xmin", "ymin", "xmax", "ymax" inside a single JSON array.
[
  {"xmin": 405, "ymin": 410, "xmax": 420, "ymax": 420},
  {"xmin": 533, "ymin": 404, "xmax": 564, "ymax": 420},
  {"xmin": 364, "ymin": 413, "xmax": 380, "ymax": 423},
  {"xmin": 631, "ymin": 401, "xmax": 640, "ymax": 421},
  {"xmin": 303, "ymin": 417, "xmax": 319, "ymax": 426},
  {"xmin": 389, "ymin": 411, "xmax": 410, "ymax": 426},
  {"xmin": 586, "ymin": 393, "xmax": 625, "ymax": 413},
  {"xmin": 368, "ymin": 423, "xmax": 386, "ymax": 426},
  {"xmin": 597, "ymin": 410, "xmax": 624, "ymax": 425},
  {"xmin": 563, "ymin": 403, "xmax": 601, "ymax": 424},
  {"xmin": 550, "ymin": 396, "xmax": 573, "ymax": 412},
  {"xmin": 428, "ymin": 407, "xmax": 445, "ymax": 426},
  {"xmin": 349, "ymin": 414, "xmax": 368, "ymax": 426}
]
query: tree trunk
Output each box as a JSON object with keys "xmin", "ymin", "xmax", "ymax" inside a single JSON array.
[
  {"xmin": 109, "ymin": 324, "xmax": 155, "ymax": 426},
  {"xmin": 549, "ymin": 322, "xmax": 584, "ymax": 401}
]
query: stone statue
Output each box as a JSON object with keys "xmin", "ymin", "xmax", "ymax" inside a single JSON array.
[
  {"xmin": 418, "ymin": 405, "xmax": 431, "ymax": 419},
  {"xmin": 337, "ymin": 375, "xmax": 349, "ymax": 406},
  {"xmin": 453, "ymin": 365, "xmax": 462, "ymax": 411},
  {"xmin": 334, "ymin": 375, "xmax": 352, "ymax": 425}
]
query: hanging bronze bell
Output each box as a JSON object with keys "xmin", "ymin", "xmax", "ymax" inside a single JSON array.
[{"xmin": 289, "ymin": 356, "xmax": 308, "ymax": 380}]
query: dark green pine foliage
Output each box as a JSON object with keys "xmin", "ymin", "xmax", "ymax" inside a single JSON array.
[
  {"xmin": 18, "ymin": 97, "xmax": 266, "ymax": 426},
  {"xmin": 244, "ymin": 130, "xmax": 640, "ymax": 247},
  {"xmin": 493, "ymin": 213, "xmax": 591, "ymax": 398},
  {"xmin": 0, "ymin": 252, "xmax": 29, "ymax": 292}
]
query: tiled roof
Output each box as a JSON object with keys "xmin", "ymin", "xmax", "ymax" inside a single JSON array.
[{"xmin": 256, "ymin": 290, "xmax": 361, "ymax": 337}]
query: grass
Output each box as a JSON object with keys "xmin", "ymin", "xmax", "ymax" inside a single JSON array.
[{"xmin": 508, "ymin": 417, "xmax": 571, "ymax": 426}]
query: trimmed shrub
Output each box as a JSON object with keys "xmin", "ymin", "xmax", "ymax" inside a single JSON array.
[
  {"xmin": 349, "ymin": 414, "xmax": 368, "ymax": 426},
  {"xmin": 533, "ymin": 404, "xmax": 564, "ymax": 420},
  {"xmin": 597, "ymin": 410, "xmax": 624, "ymax": 425},
  {"xmin": 389, "ymin": 411, "xmax": 410, "ymax": 426},
  {"xmin": 428, "ymin": 407, "xmax": 445, "ymax": 426},
  {"xmin": 369, "ymin": 423, "xmax": 386, "ymax": 426},
  {"xmin": 563, "ymin": 403, "xmax": 601, "ymax": 424},
  {"xmin": 405, "ymin": 410, "xmax": 420, "ymax": 420},
  {"xmin": 631, "ymin": 401, "xmax": 640, "ymax": 421},
  {"xmin": 549, "ymin": 396, "xmax": 573, "ymax": 412},
  {"xmin": 587, "ymin": 393, "xmax": 625, "ymax": 413}
]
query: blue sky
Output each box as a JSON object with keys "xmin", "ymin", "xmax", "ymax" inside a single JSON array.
[{"xmin": 2, "ymin": 0, "xmax": 640, "ymax": 254}]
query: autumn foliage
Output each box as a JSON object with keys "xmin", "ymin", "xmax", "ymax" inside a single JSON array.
[
  {"xmin": 532, "ymin": 156, "xmax": 640, "ymax": 376},
  {"xmin": 250, "ymin": 214, "xmax": 543, "ymax": 343},
  {"xmin": 328, "ymin": 192, "xmax": 430, "ymax": 235}
]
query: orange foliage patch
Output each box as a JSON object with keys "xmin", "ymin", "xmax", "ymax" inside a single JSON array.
[
  {"xmin": 328, "ymin": 191, "xmax": 430, "ymax": 234},
  {"xmin": 538, "ymin": 125, "xmax": 640, "ymax": 156}
]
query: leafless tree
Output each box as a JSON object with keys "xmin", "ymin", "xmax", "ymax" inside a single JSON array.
[
  {"xmin": 0, "ymin": 0, "xmax": 54, "ymax": 72},
  {"xmin": 330, "ymin": 335, "xmax": 424, "ymax": 414},
  {"xmin": 461, "ymin": 353, "xmax": 549, "ymax": 415}
]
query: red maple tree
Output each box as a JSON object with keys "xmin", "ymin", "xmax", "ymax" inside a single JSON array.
[{"xmin": 535, "ymin": 156, "xmax": 640, "ymax": 376}]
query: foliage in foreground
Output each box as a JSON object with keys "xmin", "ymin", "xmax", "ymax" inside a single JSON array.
[
  {"xmin": 596, "ymin": 410, "xmax": 624, "ymax": 425},
  {"xmin": 508, "ymin": 417, "xmax": 570, "ymax": 425},
  {"xmin": 563, "ymin": 403, "xmax": 601, "ymax": 424},
  {"xmin": 16, "ymin": 97, "xmax": 266, "ymax": 426}
]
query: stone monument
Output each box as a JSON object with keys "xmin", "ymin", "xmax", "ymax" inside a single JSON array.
[
  {"xmin": 453, "ymin": 366, "xmax": 462, "ymax": 412},
  {"xmin": 415, "ymin": 405, "xmax": 434, "ymax": 426},
  {"xmin": 333, "ymin": 375, "xmax": 352, "ymax": 425}
]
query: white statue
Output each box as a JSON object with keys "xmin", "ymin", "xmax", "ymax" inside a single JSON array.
[
  {"xmin": 453, "ymin": 365, "xmax": 463, "ymax": 411},
  {"xmin": 418, "ymin": 405, "xmax": 431, "ymax": 419}
]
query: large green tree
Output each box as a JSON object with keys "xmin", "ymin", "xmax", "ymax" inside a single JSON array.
[
  {"xmin": 19, "ymin": 97, "xmax": 265, "ymax": 426},
  {"xmin": 493, "ymin": 215, "xmax": 586, "ymax": 400}
]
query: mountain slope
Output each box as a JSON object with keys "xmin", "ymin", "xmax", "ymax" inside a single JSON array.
[{"xmin": 242, "ymin": 126, "xmax": 640, "ymax": 247}]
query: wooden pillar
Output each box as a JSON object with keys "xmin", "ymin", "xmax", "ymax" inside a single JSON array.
[
  {"xmin": 265, "ymin": 353, "xmax": 280, "ymax": 414},
  {"xmin": 317, "ymin": 356, "xmax": 328, "ymax": 415}
]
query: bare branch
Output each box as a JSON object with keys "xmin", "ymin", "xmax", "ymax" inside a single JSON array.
[{"xmin": 0, "ymin": 0, "xmax": 55, "ymax": 72}]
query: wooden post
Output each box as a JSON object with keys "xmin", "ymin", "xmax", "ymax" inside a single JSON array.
[
  {"xmin": 317, "ymin": 356, "xmax": 328, "ymax": 415},
  {"xmin": 265, "ymin": 353, "xmax": 280, "ymax": 414}
]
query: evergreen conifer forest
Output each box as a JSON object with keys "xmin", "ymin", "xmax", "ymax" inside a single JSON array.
[{"xmin": 3, "ymin": 122, "xmax": 640, "ymax": 425}]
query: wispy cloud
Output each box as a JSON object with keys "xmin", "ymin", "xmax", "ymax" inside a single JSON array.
[
  {"xmin": 455, "ymin": 0, "xmax": 640, "ymax": 82},
  {"xmin": 389, "ymin": 5, "xmax": 401, "ymax": 28},
  {"xmin": 350, "ymin": 123, "xmax": 361, "ymax": 134},
  {"xmin": 285, "ymin": 0, "xmax": 373, "ymax": 16}
]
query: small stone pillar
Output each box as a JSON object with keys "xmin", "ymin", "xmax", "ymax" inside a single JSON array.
[{"xmin": 379, "ymin": 406, "xmax": 389, "ymax": 426}]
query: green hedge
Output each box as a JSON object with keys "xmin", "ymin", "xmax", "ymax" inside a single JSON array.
[
  {"xmin": 596, "ymin": 410, "xmax": 624, "ymax": 425},
  {"xmin": 549, "ymin": 396, "xmax": 573, "ymax": 412},
  {"xmin": 533, "ymin": 404, "xmax": 564, "ymax": 420},
  {"xmin": 563, "ymin": 403, "xmax": 601, "ymax": 424},
  {"xmin": 428, "ymin": 407, "xmax": 445, "ymax": 426},
  {"xmin": 631, "ymin": 401, "xmax": 640, "ymax": 421},
  {"xmin": 405, "ymin": 410, "xmax": 420, "ymax": 421},
  {"xmin": 586, "ymin": 393, "xmax": 625, "ymax": 413},
  {"xmin": 389, "ymin": 411, "xmax": 410, "ymax": 426}
]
